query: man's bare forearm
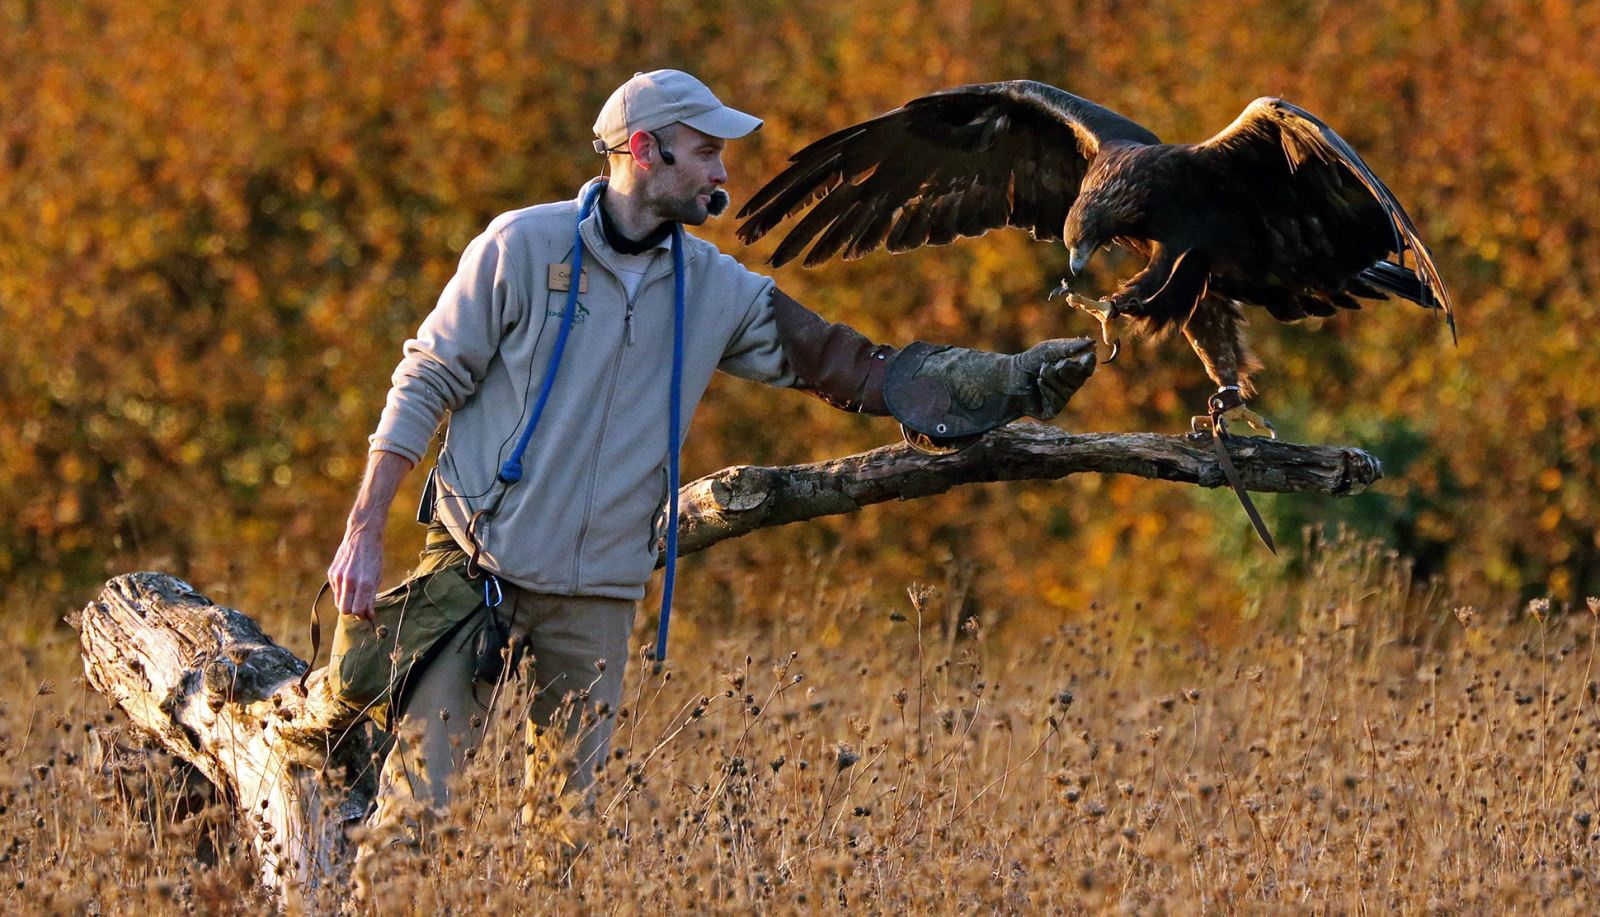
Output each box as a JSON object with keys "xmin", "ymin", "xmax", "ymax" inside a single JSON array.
[
  {"xmin": 346, "ymin": 450, "xmax": 416, "ymax": 536},
  {"xmin": 330, "ymin": 449, "xmax": 416, "ymax": 618}
]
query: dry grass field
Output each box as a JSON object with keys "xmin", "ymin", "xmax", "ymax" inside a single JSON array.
[{"xmin": 4, "ymin": 535, "xmax": 1597, "ymax": 913}]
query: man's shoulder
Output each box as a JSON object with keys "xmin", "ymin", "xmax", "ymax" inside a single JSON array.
[
  {"xmin": 486, "ymin": 199, "xmax": 580, "ymax": 242},
  {"xmin": 679, "ymin": 226, "xmax": 721, "ymax": 256}
]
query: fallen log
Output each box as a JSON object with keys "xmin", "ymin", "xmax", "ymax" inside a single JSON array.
[
  {"xmin": 73, "ymin": 424, "xmax": 1381, "ymax": 899},
  {"xmin": 72, "ymin": 574, "xmax": 376, "ymax": 898}
]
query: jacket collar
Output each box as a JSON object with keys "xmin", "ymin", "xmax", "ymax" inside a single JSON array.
[{"xmin": 576, "ymin": 179, "xmax": 683, "ymax": 291}]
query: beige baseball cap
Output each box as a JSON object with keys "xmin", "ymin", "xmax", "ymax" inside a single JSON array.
[{"xmin": 592, "ymin": 70, "xmax": 762, "ymax": 153}]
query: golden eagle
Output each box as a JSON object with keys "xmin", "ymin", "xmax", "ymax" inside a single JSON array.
[{"xmin": 737, "ymin": 81, "xmax": 1454, "ymax": 434}]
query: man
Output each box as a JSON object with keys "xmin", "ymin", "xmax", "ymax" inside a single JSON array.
[{"xmin": 327, "ymin": 70, "xmax": 1094, "ymax": 843}]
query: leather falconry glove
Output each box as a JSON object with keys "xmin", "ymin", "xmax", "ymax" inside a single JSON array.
[
  {"xmin": 883, "ymin": 338, "xmax": 1097, "ymax": 453},
  {"xmin": 769, "ymin": 289, "xmax": 1097, "ymax": 454}
]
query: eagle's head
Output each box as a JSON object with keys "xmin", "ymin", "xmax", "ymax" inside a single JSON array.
[
  {"xmin": 1062, "ymin": 206, "xmax": 1108, "ymax": 276},
  {"xmin": 1063, "ymin": 161, "xmax": 1145, "ymax": 275}
]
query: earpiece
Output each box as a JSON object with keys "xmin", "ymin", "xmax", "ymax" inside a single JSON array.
[{"xmin": 650, "ymin": 131, "xmax": 676, "ymax": 165}]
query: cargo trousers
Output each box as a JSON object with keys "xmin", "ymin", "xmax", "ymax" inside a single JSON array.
[{"xmin": 366, "ymin": 529, "xmax": 637, "ymax": 837}]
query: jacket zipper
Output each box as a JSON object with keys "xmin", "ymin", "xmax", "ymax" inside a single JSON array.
[
  {"xmin": 568, "ymin": 264, "xmax": 674, "ymax": 589},
  {"xmin": 569, "ymin": 323, "xmax": 628, "ymax": 589}
]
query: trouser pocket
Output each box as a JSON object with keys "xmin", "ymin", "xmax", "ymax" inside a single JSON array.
[{"xmin": 328, "ymin": 558, "xmax": 484, "ymax": 730}]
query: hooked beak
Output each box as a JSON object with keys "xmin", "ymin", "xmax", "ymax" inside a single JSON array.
[{"xmin": 1068, "ymin": 246, "xmax": 1091, "ymax": 276}]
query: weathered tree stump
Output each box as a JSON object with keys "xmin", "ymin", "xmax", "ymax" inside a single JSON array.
[
  {"xmin": 73, "ymin": 574, "xmax": 377, "ymax": 897},
  {"xmin": 73, "ymin": 424, "xmax": 1382, "ymax": 899}
]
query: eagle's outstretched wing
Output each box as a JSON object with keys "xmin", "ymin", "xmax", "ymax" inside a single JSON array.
[
  {"xmin": 1191, "ymin": 97, "xmax": 1455, "ymax": 338},
  {"xmin": 736, "ymin": 81, "xmax": 1160, "ymax": 268}
]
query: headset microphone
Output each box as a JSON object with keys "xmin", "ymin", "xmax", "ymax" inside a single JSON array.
[{"xmin": 707, "ymin": 189, "xmax": 729, "ymax": 217}]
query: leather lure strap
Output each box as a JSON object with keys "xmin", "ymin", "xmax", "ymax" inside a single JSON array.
[
  {"xmin": 300, "ymin": 580, "xmax": 333, "ymax": 693},
  {"xmin": 1207, "ymin": 393, "xmax": 1278, "ymax": 555}
]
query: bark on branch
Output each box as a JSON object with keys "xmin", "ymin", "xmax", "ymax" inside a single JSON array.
[
  {"xmin": 74, "ymin": 423, "xmax": 1380, "ymax": 899},
  {"xmin": 673, "ymin": 421, "xmax": 1381, "ymax": 559}
]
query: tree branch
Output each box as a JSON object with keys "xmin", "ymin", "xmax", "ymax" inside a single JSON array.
[
  {"xmin": 673, "ymin": 421, "xmax": 1381, "ymax": 558},
  {"xmin": 74, "ymin": 574, "xmax": 373, "ymax": 899}
]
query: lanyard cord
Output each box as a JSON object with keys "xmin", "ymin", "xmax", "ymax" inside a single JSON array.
[
  {"xmin": 654, "ymin": 224, "xmax": 687, "ymax": 663},
  {"xmin": 496, "ymin": 181, "xmax": 606, "ymax": 486}
]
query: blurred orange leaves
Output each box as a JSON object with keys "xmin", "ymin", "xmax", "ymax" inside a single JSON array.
[{"xmin": 2, "ymin": 0, "xmax": 1597, "ymax": 623}]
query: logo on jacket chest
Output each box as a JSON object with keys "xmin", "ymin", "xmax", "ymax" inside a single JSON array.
[{"xmin": 546, "ymin": 301, "xmax": 591, "ymax": 324}]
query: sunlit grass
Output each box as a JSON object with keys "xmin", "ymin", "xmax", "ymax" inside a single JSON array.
[{"xmin": 4, "ymin": 535, "xmax": 1597, "ymax": 913}]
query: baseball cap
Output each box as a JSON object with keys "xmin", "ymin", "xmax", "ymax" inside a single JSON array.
[{"xmin": 592, "ymin": 70, "xmax": 763, "ymax": 154}]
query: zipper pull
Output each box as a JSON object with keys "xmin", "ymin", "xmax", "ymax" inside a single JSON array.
[{"xmin": 626, "ymin": 303, "xmax": 636, "ymax": 345}]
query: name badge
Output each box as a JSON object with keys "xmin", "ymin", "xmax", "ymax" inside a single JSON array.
[{"xmin": 547, "ymin": 264, "xmax": 588, "ymax": 293}]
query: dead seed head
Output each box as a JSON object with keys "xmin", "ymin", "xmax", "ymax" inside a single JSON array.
[{"xmin": 1528, "ymin": 598, "xmax": 1550, "ymax": 622}]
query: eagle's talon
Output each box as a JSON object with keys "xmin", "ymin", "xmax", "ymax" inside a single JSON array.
[
  {"xmin": 1237, "ymin": 407, "xmax": 1277, "ymax": 439},
  {"xmin": 1063, "ymin": 292, "xmax": 1119, "ymax": 321},
  {"xmin": 1194, "ymin": 400, "xmax": 1276, "ymax": 439},
  {"xmin": 1048, "ymin": 278, "xmax": 1072, "ymax": 301},
  {"xmin": 1059, "ymin": 292, "xmax": 1124, "ymax": 361}
]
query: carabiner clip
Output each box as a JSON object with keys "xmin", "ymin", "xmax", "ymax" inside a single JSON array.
[{"xmin": 482, "ymin": 573, "xmax": 504, "ymax": 609}]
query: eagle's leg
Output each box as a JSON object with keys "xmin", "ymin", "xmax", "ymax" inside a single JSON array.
[
  {"xmin": 1190, "ymin": 389, "xmax": 1275, "ymax": 438},
  {"xmin": 1182, "ymin": 300, "xmax": 1274, "ymax": 438},
  {"xmin": 1049, "ymin": 283, "xmax": 1124, "ymax": 362}
]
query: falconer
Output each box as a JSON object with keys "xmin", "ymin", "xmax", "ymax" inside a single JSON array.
[{"xmin": 325, "ymin": 70, "xmax": 1095, "ymax": 845}]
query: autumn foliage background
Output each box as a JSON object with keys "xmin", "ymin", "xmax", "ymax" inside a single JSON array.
[
  {"xmin": 2, "ymin": 0, "xmax": 1597, "ymax": 634},
  {"xmin": 3, "ymin": 0, "xmax": 1600, "ymax": 910}
]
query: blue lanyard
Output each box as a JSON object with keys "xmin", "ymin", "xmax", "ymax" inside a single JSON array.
[
  {"xmin": 655, "ymin": 224, "xmax": 686, "ymax": 662},
  {"xmin": 493, "ymin": 180, "xmax": 686, "ymax": 662},
  {"xmin": 496, "ymin": 181, "xmax": 605, "ymax": 487}
]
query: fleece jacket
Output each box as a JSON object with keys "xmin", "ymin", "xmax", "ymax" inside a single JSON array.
[{"xmin": 370, "ymin": 179, "xmax": 798, "ymax": 598}]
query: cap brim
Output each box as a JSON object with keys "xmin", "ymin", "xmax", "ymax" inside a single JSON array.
[{"xmin": 681, "ymin": 105, "xmax": 763, "ymax": 140}]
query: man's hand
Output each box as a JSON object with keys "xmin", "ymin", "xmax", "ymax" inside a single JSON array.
[
  {"xmin": 328, "ymin": 450, "xmax": 415, "ymax": 621},
  {"xmin": 329, "ymin": 526, "xmax": 385, "ymax": 621}
]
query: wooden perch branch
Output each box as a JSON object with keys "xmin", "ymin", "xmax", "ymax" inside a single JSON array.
[
  {"xmin": 74, "ymin": 423, "xmax": 1380, "ymax": 899},
  {"xmin": 674, "ymin": 421, "xmax": 1382, "ymax": 558}
]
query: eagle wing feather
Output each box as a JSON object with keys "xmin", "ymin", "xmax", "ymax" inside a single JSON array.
[
  {"xmin": 737, "ymin": 81, "xmax": 1160, "ymax": 267},
  {"xmin": 1192, "ymin": 98, "xmax": 1455, "ymax": 338}
]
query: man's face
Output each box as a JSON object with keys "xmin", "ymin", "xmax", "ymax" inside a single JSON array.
[{"xmin": 639, "ymin": 123, "xmax": 728, "ymax": 226}]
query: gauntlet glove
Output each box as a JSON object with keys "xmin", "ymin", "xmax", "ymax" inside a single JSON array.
[
  {"xmin": 770, "ymin": 288, "xmax": 1097, "ymax": 454},
  {"xmin": 883, "ymin": 339, "xmax": 1097, "ymax": 453}
]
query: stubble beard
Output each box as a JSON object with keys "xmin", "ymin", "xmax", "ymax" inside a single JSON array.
[
  {"xmin": 646, "ymin": 181, "xmax": 726, "ymax": 227},
  {"xmin": 660, "ymin": 193, "xmax": 710, "ymax": 226}
]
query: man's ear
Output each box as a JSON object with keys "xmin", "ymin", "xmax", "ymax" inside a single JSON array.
[{"xmin": 627, "ymin": 130, "xmax": 656, "ymax": 170}]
